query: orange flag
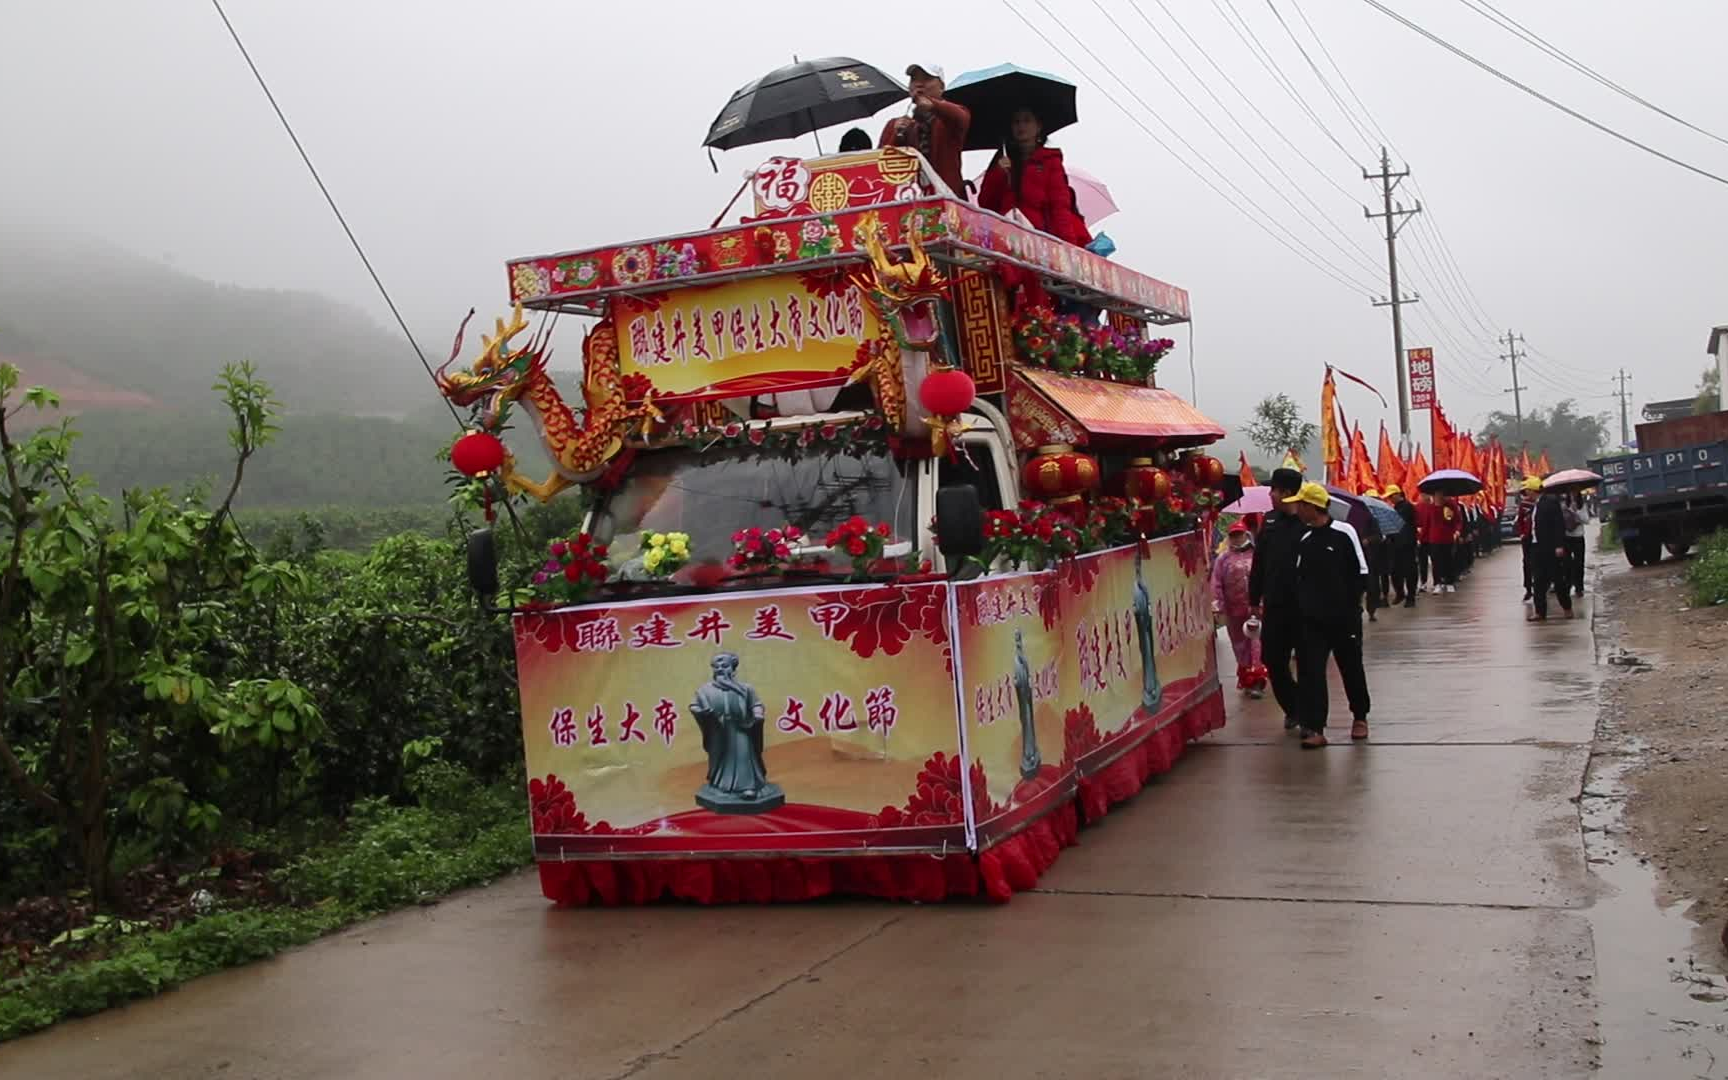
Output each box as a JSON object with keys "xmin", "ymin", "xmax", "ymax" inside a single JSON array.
[
  {"xmin": 1320, "ymin": 368, "xmax": 1344, "ymax": 486},
  {"xmin": 1238, "ymin": 452, "xmax": 1256, "ymax": 488},
  {"xmin": 1431, "ymin": 404, "xmax": 1456, "ymax": 471},
  {"xmin": 1518, "ymin": 447, "xmax": 1535, "ymax": 477},
  {"xmin": 1408, "ymin": 446, "xmax": 1431, "ymax": 495},
  {"xmin": 1536, "ymin": 450, "xmax": 1553, "ymax": 476},
  {"xmin": 1350, "ymin": 424, "xmax": 1378, "ymax": 494},
  {"xmin": 1376, "ymin": 423, "xmax": 1404, "ymax": 493}
]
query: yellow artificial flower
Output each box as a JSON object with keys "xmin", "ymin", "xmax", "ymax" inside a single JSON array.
[
  {"xmin": 669, "ymin": 537, "xmax": 689, "ymax": 556},
  {"xmin": 643, "ymin": 548, "xmax": 664, "ymax": 572},
  {"xmin": 648, "ymin": 532, "xmax": 666, "ymax": 548}
]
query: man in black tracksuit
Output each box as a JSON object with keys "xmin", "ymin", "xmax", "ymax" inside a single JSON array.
[
  {"xmin": 1248, "ymin": 468, "xmax": 1306, "ymax": 731},
  {"xmin": 1285, "ymin": 481, "xmax": 1372, "ymax": 748},
  {"xmin": 1530, "ymin": 489, "xmax": 1574, "ymax": 621}
]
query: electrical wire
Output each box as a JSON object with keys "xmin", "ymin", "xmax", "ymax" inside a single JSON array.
[
  {"xmin": 1358, "ymin": 0, "xmax": 1728, "ymax": 187},
  {"xmin": 1002, "ymin": 0, "xmax": 1383, "ymax": 296},
  {"xmin": 1457, "ymin": 0, "xmax": 1728, "ymax": 149},
  {"xmin": 1087, "ymin": 0, "xmax": 1386, "ymax": 283},
  {"xmin": 1210, "ymin": 0, "xmax": 1360, "ymax": 159},
  {"xmin": 1263, "ymin": 0, "xmax": 1377, "ymax": 153},
  {"xmin": 209, "ymin": 0, "xmax": 462, "ymax": 426}
]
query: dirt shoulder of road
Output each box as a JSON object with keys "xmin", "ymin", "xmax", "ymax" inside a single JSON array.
[{"xmin": 1597, "ymin": 558, "xmax": 1728, "ymax": 953}]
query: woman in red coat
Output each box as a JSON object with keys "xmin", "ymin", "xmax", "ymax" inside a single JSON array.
[{"xmin": 977, "ymin": 107, "xmax": 1093, "ymax": 250}]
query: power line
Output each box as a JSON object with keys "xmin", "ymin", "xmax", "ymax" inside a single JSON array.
[
  {"xmin": 1210, "ymin": 0, "xmax": 1360, "ymax": 158},
  {"xmin": 1358, "ymin": 0, "xmax": 1728, "ymax": 187},
  {"xmin": 1457, "ymin": 0, "xmax": 1728, "ymax": 149},
  {"xmin": 1004, "ymin": 0, "xmax": 1384, "ymax": 295},
  {"xmin": 1263, "ymin": 0, "xmax": 1377, "ymax": 153},
  {"xmin": 1088, "ymin": 0, "xmax": 1386, "ymax": 283},
  {"xmin": 208, "ymin": 0, "xmax": 460, "ymax": 426}
]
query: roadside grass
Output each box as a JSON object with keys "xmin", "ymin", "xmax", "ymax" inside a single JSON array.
[
  {"xmin": 1687, "ymin": 531, "xmax": 1728, "ymax": 607},
  {"xmin": 1597, "ymin": 518, "xmax": 1619, "ymax": 551},
  {"xmin": 0, "ymin": 764, "xmax": 530, "ymax": 1042}
]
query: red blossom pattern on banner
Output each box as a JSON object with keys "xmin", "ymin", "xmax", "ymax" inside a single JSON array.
[
  {"xmin": 530, "ymin": 775, "xmax": 591, "ymax": 835},
  {"xmin": 1062, "ymin": 702, "xmax": 1105, "ymax": 768},
  {"xmin": 1037, "ymin": 575, "xmax": 1064, "ymax": 631},
  {"xmin": 811, "ymin": 584, "xmax": 951, "ymax": 671},
  {"xmin": 1057, "ymin": 555, "xmax": 1102, "ymax": 597},
  {"xmin": 797, "ymin": 269, "xmax": 855, "ymax": 298},
  {"xmin": 868, "ymin": 752, "xmax": 999, "ymax": 828},
  {"xmin": 1172, "ymin": 533, "xmax": 1206, "ymax": 578}
]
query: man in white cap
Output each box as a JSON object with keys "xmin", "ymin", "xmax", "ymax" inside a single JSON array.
[{"xmin": 878, "ymin": 63, "xmax": 971, "ymax": 199}]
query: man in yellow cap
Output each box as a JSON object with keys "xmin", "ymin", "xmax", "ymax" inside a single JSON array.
[
  {"xmin": 1283, "ymin": 482, "xmax": 1372, "ymax": 747},
  {"xmin": 1516, "ymin": 474, "xmax": 1542, "ymax": 601}
]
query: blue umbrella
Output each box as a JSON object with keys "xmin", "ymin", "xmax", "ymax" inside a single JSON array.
[
  {"xmin": 1361, "ymin": 494, "xmax": 1404, "ymax": 536},
  {"xmin": 945, "ymin": 63, "xmax": 1077, "ymax": 151}
]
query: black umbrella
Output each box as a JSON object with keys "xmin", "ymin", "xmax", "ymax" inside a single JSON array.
[
  {"xmin": 944, "ymin": 63, "xmax": 1078, "ymax": 152},
  {"xmin": 703, "ymin": 58, "xmax": 906, "ymax": 151}
]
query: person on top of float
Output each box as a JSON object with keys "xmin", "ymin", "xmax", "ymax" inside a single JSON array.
[
  {"xmin": 976, "ymin": 105, "xmax": 1092, "ymax": 250},
  {"xmin": 878, "ymin": 63, "xmax": 971, "ymax": 198}
]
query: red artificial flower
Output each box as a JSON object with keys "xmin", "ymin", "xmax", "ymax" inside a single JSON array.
[
  {"xmin": 723, "ymin": 422, "xmax": 743, "ymax": 438},
  {"xmin": 549, "ymin": 541, "xmax": 568, "ymax": 558},
  {"xmin": 875, "ymin": 522, "xmax": 891, "ymax": 538},
  {"xmin": 563, "ymin": 562, "xmax": 581, "ymax": 583},
  {"xmin": 847, "ymin": 515, "xmax": 866, "ymax": 531},
  {"xmin": 786, "ymin": 525, "xmax": 804, "ymax": 540},
  {"xmin": 766, "ymin": 529, "xmax": 783, "ymax": 543},
  {"xmin": 731, "ymin": 530, "xmax": 746, "ymax": 544},
  {"xmin": 847, "ymin": 538, "xmax": 867, "ymax": 556},
  {"xmin": 748, "ymin": 427, "xmax": 768, "ymax": 445},
  {"xmin": 747, "ymin": 526, "xmax": 762, "ymax": 540},
  {"xmin": 593, "ymin": 545, "xmax": 608, "ymax": 559}
]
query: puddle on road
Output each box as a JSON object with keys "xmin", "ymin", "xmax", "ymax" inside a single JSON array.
[{"xmin": 1583, "ymin": 744, "xmax": 1728, "ymax": 1076}]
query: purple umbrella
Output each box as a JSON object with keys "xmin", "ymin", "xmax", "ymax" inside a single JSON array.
[{"xmin": 1322, "ymin": 486, "xmax": 1375, "ymax": 535}]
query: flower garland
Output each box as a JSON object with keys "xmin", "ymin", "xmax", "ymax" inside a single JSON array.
[
  {"xmin": 1012, "ymin": 306, "xmax": 1174, "ymax": 385},
  {"xmin": 664, "ymin": 415, "xmax": 892, "ymax": 460}
]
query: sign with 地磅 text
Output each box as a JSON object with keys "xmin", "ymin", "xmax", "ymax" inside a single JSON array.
[{"xmin": 1408, "ymin": 347, "xmax": 1436, "ymax": 411}]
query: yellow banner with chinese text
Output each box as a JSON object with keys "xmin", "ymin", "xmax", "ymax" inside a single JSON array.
[{"xmin": 612, "ymin": 273, "xmax": 881, "ymax": 403}]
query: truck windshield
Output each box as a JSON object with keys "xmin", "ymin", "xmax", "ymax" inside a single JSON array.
[{"xmin": 589, "ymin": 443, "xmax": 915, "ymax": 573}]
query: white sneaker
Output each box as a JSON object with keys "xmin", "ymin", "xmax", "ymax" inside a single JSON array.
[{"xmin": 1446, "ymin": 585, "xmax": 1457, "ymax": 593}]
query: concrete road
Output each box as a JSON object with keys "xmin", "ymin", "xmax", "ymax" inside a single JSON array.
[{"xmin": 2, "ymin": 546, "xmax": 1613, "ymax": 1079}]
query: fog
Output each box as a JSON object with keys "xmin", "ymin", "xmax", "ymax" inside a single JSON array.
[{"xmin": 4, "ymin": 0, "xmax": 1724, "ymax": 447}]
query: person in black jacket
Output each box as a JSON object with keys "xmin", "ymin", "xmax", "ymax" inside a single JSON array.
[
  {"xmin": 1530, "ymin": 489, "xmax": 1574, "ymax": 621},
  {"xmin": 1385, "ymin": 485, "xmax": 1418, "ymax": 606},
  {"xmin": 1284, "ymin": 482, "xmax": 1372, "ymax": 748},
  {"xmin": 1248, "ymin": 468, "xmax": 1307, "ymax": 732}
]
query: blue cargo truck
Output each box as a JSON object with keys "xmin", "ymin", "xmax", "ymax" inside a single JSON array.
[{"xmin": 1590, "ymin": 431, "xmax": 1728, "ymax": 566}]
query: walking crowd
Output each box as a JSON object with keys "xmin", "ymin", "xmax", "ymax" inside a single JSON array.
[{"xmin": 1210, "ymin": 463, "xmax": 1565, "ymax": 749}]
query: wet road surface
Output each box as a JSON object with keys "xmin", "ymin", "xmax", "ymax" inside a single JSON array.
[{"xmin": 3, "ymin": 542, "xmax": 1680, "ymax": 1078}]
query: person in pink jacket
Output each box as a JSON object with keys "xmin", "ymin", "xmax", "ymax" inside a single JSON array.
[{"xmin": 1212, "ymin": 521, "xmax": 1266, "ymax": 697}]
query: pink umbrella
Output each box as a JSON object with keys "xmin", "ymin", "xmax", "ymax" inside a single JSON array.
[
  {"xmin": 1065, "ymin": 166, "xmax": 1118, "ymax": 227},
  {"xmin": 1221, "ymin": 486, "xmax": 1273, "ymax": 515}
]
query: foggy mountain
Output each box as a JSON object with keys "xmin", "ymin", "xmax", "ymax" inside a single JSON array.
[{"xmin": 0, "ymin": 223, "xmax": 431, "ymax": 416}]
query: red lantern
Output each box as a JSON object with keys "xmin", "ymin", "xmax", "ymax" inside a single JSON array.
[
  {"xmin": 918, "ymin": 366, "xmax": 976, "ymax": 416},
  {"xmin": 451, "ymin": 430, "xmax": 506, "ymax": 477},
  {"xmin": 1123, "ymin": 457, "xmax": 1172, "ymax": 503},
  {"xmin": 1184, "ymin": 454, "xmax": 1225, "ymax": 489},
  {"xmin": 1022, "ymin": 444, "xmax": 1100, "ymax": 501}
]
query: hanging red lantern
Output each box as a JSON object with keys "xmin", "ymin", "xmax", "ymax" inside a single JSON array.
[
  {"xmin": 1022, "ymin": 444, "xmax": 1100, "ymax": 502},
  {"xmin": 1123, "ymin": 457, "xmax": 1172, "ymax": 503},
  {"xmin": 918, "ymin": 366, "xmax": 976, "ymax": 417},
  {"xmin": 1184, "ymin": 453, "xmax": 1225, "ymax": 489},
  {"xmin": 451, "ymin": 430, "xmax": 506, "ymax": 477}
]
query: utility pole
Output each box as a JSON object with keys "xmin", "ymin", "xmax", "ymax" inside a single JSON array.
[
  {"xmin": 1499, "ymin": 330, "xmax": 1528, "ymax": 444},
  {"xmin": 1612, "ymin": 368, "xmax": 1633, "ymax": 448},
  {"xmin": 1365, "ymin": 147, "xmax": 1422, "ymax": 452}
]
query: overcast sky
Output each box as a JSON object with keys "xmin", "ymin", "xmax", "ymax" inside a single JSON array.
[{"xmin": 3, "ymin": 0, "xmax": 1723, "ymax": 450}]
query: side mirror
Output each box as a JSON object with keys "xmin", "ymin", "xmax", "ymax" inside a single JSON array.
[
  {"xmin": 466, "ymin": 528, "xmax": 500, "ymax": 602},
  {"xmin": 934, "ymin": 485, "xmax": 984, "ymax": 562}
]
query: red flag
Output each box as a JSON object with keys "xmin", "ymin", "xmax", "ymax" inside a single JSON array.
[
  {"xmin": 1376, "ymin": 423, "xmax": 1405, "ymax": 494},
  {"xmin": 1238, "ymin": 451, "xmax": 1256, "ymax": 488},
  {"xmin": 1320, "ymin": 368, "xmax": 1344, "ymax": 486}
]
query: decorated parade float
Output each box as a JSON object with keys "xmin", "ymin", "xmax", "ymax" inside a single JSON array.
[{"xmin": 438, "ymin": 140, "xmax": 1230, "ymax": 905}]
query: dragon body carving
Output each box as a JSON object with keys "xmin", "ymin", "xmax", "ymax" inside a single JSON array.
[
  {"xmin": 435, "ymin": 305, "xmax": 658, "ymax": 502},
  {"xmin": 848, "ymin": 211, "xmax": 959, "ymax": 442}
]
